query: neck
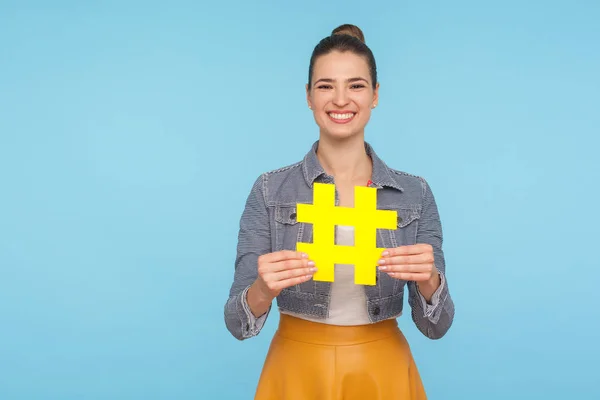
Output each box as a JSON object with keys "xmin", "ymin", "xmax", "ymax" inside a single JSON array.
[{"xmin": 316, "ymin": 133, "xmax": 372, "ymax": 184}]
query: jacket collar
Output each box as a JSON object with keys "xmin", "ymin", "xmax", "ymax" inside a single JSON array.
[{"xmin": 301, "ymin": 140, "xmax": 403, "ymax": 191}]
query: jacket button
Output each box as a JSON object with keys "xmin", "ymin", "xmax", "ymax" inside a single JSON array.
[
  {"xmin": 290, "ymin": 213, "xmax": 296, "ymax": 220},
  {"xmin": 372, "ymin": 306, "xmax": 380, "ymax": 316},
  {"xmin": 397, "ymin": 216, "xmax": 403, "ymax": 224}
]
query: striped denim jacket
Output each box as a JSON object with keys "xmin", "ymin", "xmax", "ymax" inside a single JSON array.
[{"xmin": 224, "ymin": 141, "xmax": 455, "ymax": 341}]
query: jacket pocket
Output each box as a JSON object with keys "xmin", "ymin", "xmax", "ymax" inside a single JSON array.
[
  {"xmin": 275, "ymin": 205, "xmax": 298, "ymax": 225},
  {"xmin": 377, "ymin": 207, "xmax": 421, "ymax": 294},
  {"xmin": 273, "ymin": 205, "xmax": 313, "ymax": 294},
  {"xmin": 389, "ymin": 207, "xmax": 421, "ymax": 248},
  {"xmin": 273, "ymin": 205, "xmax": 302, "ymax": 252}
]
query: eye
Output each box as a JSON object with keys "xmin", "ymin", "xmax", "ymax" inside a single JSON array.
[
  {"xmin": 317, "ymin": 84, "xmax": 333, "ymax": 90},
  {"xmin": 351, "ymin": 84, "xmax": 366, "ymax": 89}
]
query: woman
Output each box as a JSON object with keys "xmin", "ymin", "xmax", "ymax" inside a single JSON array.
[{"xmin": 224, "ymin": 24, "xmax": 455, "ymax": 399}]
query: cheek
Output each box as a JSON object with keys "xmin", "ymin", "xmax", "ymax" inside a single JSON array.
[
  {"xmin": 359, "ymin": 105, "xmax": 372, "ymax": 118},
  {"xmin": 360, "ymin": 96, "xmax": 374, "ymax": 109},
  {"xmin": 312, "ymin": 109, "xmax": 328, "ymax": 126},
  {"xmin": 312, "ymin": 96, "xmax": 329, "ymax": 110}
]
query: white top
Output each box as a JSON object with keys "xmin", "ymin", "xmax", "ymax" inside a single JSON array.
[{"xmin": 282, "ymin": 225, "xmax": 372, "ymax": 325}]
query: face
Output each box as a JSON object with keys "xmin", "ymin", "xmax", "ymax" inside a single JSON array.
[{"xmin": 306, "ymin": 50, "xmax": 379, "ymax": 140}]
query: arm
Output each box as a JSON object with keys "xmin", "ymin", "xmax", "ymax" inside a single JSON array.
[
  {"xmin": 223, "ymin": 175, "xmax": 273, "ymax": 340},
  {"xmin": 407, "ymin": 178, "xmax": 455, "ymax": 339}
]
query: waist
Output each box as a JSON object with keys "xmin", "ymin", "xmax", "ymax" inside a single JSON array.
[{"xmin": 275, "ymin": 313, "xmax": 402, "ymax": 346}]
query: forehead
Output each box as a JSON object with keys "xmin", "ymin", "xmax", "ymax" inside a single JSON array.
[{"xmin": 312, "ymin": 50, "xmax": 370, "ymax": 80}]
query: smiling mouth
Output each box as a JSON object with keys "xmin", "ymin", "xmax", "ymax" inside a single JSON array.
[{"xmin": 328, "ymin": 112, "xmax": 356, "ymax": 123}]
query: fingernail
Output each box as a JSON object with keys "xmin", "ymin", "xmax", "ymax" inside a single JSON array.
[
  {"xmin": 382, "ymin": 251, "xmax": 389, "ymax": 257},
  {"xmin": 378, "ymin": 266, "xmax": 388, "ymax": 271},
  {"xmin": 308, "ymin": 261, "xmax": 315, "ymax": 267},
  {"xmin": 378, "ymin": 259, "xmax": 385, "ymax": 265},
  {"xmin": 310, "ymin": 267, "xmax": 318, "ymax": 272},
  {"xmin": 301, "ymin": 253, "xmax": 308, "ymax": 258}
]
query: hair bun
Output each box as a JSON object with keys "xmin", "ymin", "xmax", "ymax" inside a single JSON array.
[{"xmin": 331, "ymin": 24, "xmax": 365, "ymax": 44}]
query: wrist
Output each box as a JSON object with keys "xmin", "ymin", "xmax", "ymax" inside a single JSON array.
[
  {"xmin": 426, "ymin": 269, "xmax": 441, "ymax": 288},
  {"xmin": 247, "ymin": 280, "xmax": 274, "ymax": 318},
  {"xmin": 417, "ymin": 269, "xmax": 441, "ymax": 302},
  {"xmin": 250, "ymin": 279, "xmax": 273, "ymax": 302}
]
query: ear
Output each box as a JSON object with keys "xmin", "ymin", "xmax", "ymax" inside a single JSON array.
[
  {"xmin": 306, "ymin": 83, "xmax": 313, "ymax": 109},
  {"xmin": 373, "ymin": 82, "xmax": 380, "ymax": 108}
]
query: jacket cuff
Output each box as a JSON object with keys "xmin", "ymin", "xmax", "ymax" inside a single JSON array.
[
  {"xmin": 416, "ymin": 271, "xmax": 448, "ymax": 324},
  {"xmin": 238, "ymin": 285, "xmax": 269, "ymax": 338}
]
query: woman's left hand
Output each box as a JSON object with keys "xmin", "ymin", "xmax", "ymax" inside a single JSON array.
[{"xmin": 378, "ymin": 244, "xmax": 438, "ymax": 285}]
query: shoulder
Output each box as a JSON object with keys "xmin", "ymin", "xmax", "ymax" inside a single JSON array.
[
  {"xmin": 248, "ymin": 160, "xmax": 306, "ymax": 206},
  {"xmin": 385, "ymin": 165, "xmax": 431, "ymax": 198},
  {"xmin": 263, "ymin": 160, "xmax": 303, "ymax": 178},
  {"xmin": 253, "ymin": 159, "xmax": 303, "ymax": 186}
]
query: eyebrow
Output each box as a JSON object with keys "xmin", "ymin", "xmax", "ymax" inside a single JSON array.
[{"xmin": 313, "ymin": 77, "xmax": 369, "ymax": 86}]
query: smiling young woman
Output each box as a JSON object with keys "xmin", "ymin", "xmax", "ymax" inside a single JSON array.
[{"xmin": 224, "ymin": 24, "xmax": 455, "ymax": 399}]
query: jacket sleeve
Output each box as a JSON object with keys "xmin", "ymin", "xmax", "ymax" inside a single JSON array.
[
  {"xmin": 407, "ymin": 178, "xmax": 455, "ymax": 339},
  {"xmin": 224, "ymin": 175, "xmax": 273, "ymax": 340}
]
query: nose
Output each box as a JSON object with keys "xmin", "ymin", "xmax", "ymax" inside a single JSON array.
[{"xmin": 332, "ymin": 87, "xmax": 350, "ymax": 107}]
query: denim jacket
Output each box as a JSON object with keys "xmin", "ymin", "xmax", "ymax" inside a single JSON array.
[{"xmin": 224, "ymin": 141, "xmax": 454, "ymax": 341}]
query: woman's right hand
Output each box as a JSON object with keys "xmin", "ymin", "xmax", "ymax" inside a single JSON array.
[{"xmin": 253, "ymin": 250, "xmax": 317, "ymax": 301}]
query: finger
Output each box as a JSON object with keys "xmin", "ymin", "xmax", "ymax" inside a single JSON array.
[
  {"xmin": 267, "ymin": 274, "xmax": 314, "ymax": 291},
  {"xmin": 259, "ymin": 259, "xmax": 315, "ymax": 274},
  {"xmin": 387, "ymin": 272, "xmax": 430, "ymax": 281},
  {"xmin": 261, "ymin": 250, "xmax": 308, "ymax": 263},
  {"xmin": 282, "ymin": 274, "xmax": 315, "ymax": 288},
  {"xmin": 379, "ymin": 253, "xmax": 434, "ymax": 266},
  {"xmin": 382, "ymin": 244, "xmax": 432, "ymax": 257},
  {"xmin": 378, "ymin": 264, "xmax": 432, "ymax": 273},
  {"xmin": 268, "ymin": 265, "xmax": 318, "ymax": 283}
]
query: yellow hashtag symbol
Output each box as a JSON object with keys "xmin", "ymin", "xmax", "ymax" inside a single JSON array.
[{"xmin": 296, "ymin": 183, "xmax": 397, "ymax": 286}]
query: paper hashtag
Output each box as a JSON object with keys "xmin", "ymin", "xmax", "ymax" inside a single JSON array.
[{"xmin": 296, "ymin": 183, "xmax": 397, "ymax": 286}]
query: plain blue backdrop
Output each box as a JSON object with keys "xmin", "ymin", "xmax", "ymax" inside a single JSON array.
[{"xmin": 1, "ymin": 0, "xmax": 599, "ymax": 399}]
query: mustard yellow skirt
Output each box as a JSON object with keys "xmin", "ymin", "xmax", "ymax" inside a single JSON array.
[{"xmin": 254, "ymin": 313, "xmax": 427, "ymax": 399}]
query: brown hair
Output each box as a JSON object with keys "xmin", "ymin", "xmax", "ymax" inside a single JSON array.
[
  {"xmin": 308, "ymin": 24, "xmax": 377, "ymax": 89},
  {"xmin": 332, "ymin": 24, "xmax": 366, "ymax": 43}
]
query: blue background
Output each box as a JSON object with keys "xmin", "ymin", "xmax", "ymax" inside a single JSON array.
[{"xmin": 1, "ymin": 0, "xmax": 599, "ymax": 399}]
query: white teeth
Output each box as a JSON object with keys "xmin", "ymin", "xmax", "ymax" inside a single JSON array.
[{"xmin": 329, "ymin": 113, "xmax": 355, "ymax": 120}]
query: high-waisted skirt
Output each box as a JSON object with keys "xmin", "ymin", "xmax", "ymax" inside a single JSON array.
[{"xmin": 254, "ymin": 313, "xmax": 427, "ymax": 399}]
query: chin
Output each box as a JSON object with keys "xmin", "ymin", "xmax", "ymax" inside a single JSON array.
[
  {"xmin": 317, "ymin": 116, "xmax": 369, "ymax": 141},
  {"xmin": 321, "ymin": 128, "xmax": 362, "ymax": 141}
]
